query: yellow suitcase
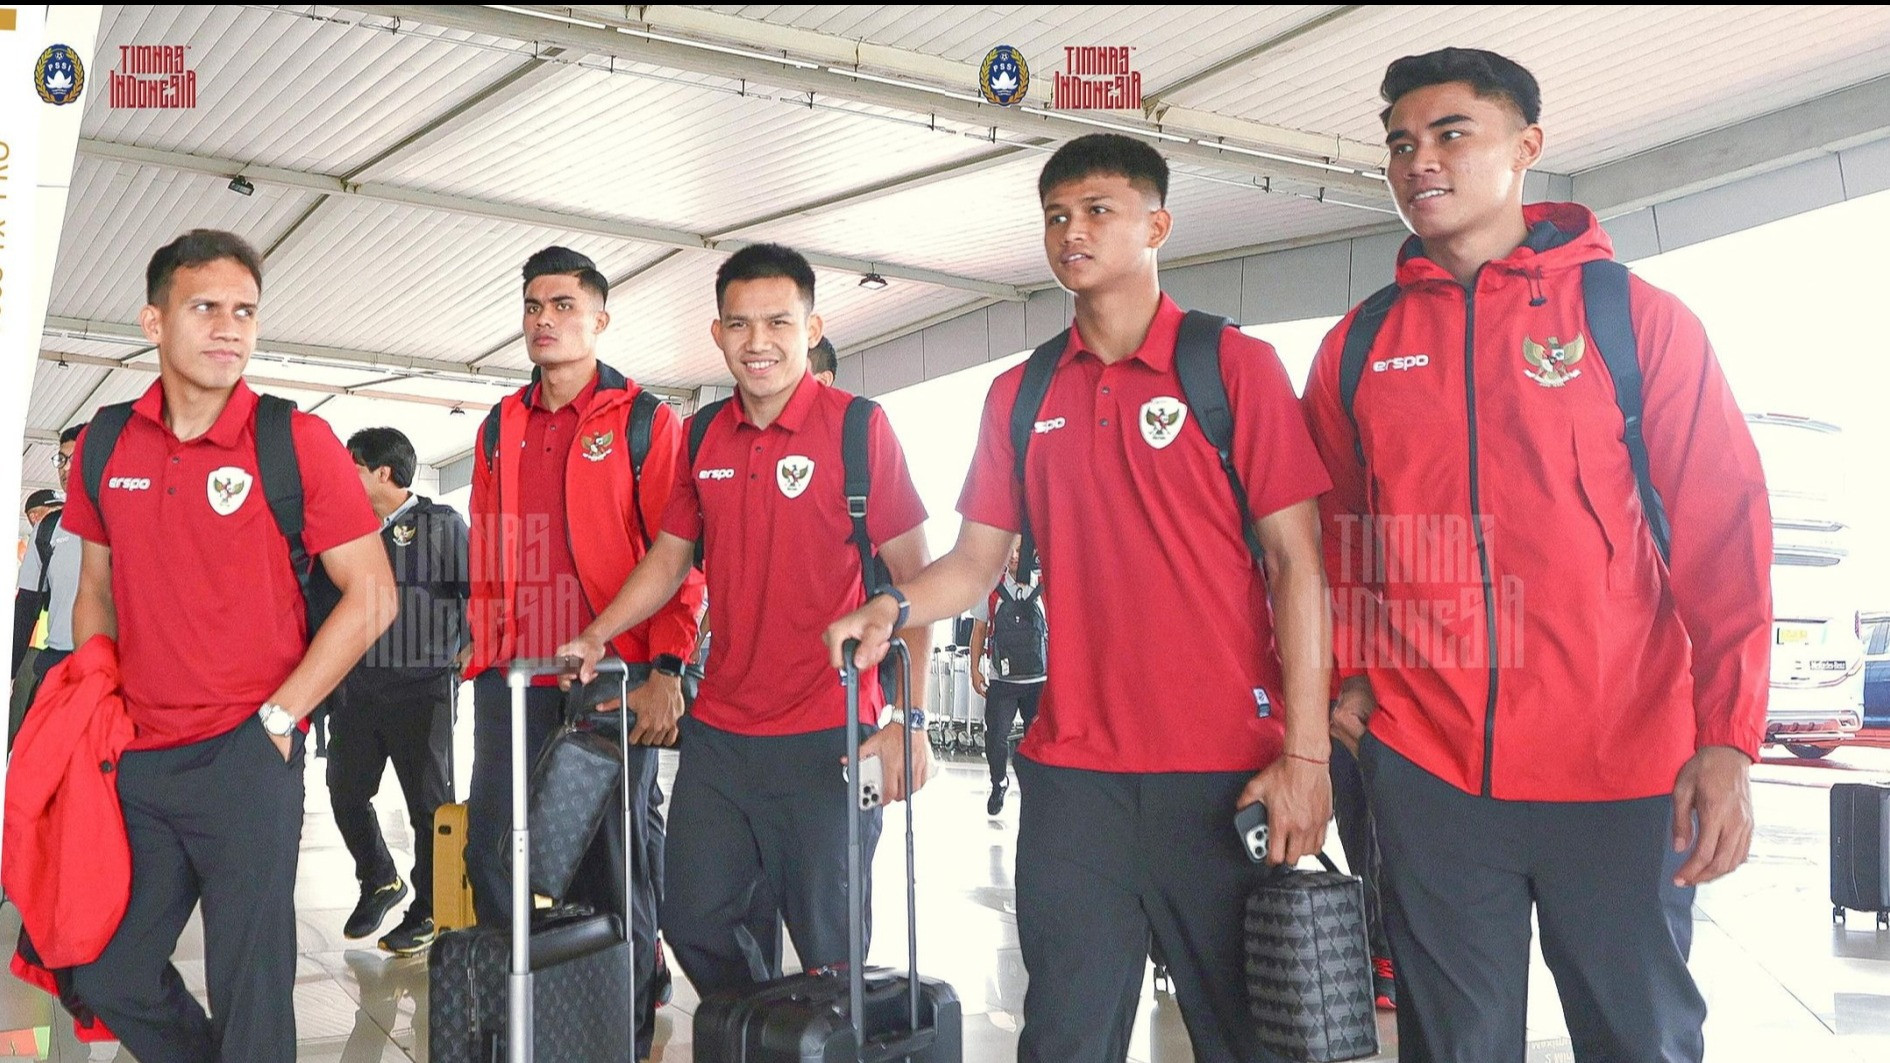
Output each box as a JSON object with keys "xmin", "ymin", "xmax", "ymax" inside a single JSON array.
[{"xmin": 433, "ymin": 802, "xmax": 476, "ymax": 931}]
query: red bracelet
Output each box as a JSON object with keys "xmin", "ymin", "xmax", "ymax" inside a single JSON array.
[{"xmin": 1285, "ymin": 751, "xmax": 1329, "ymax": 766}]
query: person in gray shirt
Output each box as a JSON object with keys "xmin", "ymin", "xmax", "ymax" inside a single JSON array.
[{"xmin": 12, "ymin": 424, "xmax": 85, "ymax": 721}]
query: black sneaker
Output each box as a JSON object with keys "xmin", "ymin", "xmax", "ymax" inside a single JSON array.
[
  {"xmin": 344, "ymin": 878, "xmax": 409, "ymax": 939},
  {"xmin": 987, "ymin": 779, "xmax": 1009, "ymax": 816},
  {"xmin": 378, "ymin": 910, "xmax": 436, "ymax": 957}
]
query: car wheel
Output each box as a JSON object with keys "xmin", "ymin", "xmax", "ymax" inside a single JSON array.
[{"xmin": 1785, "ymin": 743, "xmax": 1837, "ymax": 760}]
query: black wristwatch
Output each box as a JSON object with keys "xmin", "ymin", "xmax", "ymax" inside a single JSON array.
[
  {"xmin": 651, "ymin": 653, "xmax": 686, "ymax": 678},
  {"xmin": 875, "ymin": 586, "xmax": 910, "ymax": 631}
]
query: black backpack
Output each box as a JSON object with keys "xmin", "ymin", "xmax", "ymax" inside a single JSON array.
[
  {"xmin": 988, "ymin": 580, "xmax": 1046, "ymax": 681},
  {"xmin": 480, "ymin": 387, "xmax": 664, "ymax": 547},
  {"xmin": 1336, "ymin": 259, "xmax": 1671, "ymax": 562},
  {"xmin": 31, "ymin": 508, "xmax": 60, "ymax": 595},
  {"xmin": 80, "ymin": 394, "xmax": 342, "ymax": 642},
  {"xmin": 1008, "ymin": 310, "xmax": 1263, "ymax": 581}
]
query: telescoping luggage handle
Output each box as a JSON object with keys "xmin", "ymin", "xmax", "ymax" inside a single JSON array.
[
  {"xmin": 840, "ymin": 638, "xmax": 936, "ymax": 1063},
  {"xmin": 505, "ymin": 657, "xmax": 637, "ymax": 1063}
]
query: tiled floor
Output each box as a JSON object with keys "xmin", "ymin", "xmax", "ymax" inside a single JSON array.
[{"xmin": 5, "ymin": 723, "xmax": 1890, "ymax": 1062}]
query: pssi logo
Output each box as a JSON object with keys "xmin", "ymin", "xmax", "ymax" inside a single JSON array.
[
  {"xmin": 1372, "ymin": 354, "xmax": 1431, "ymax": 373},
  {"xmin": 108, "ymin": 476, "xmax": 152, "ymax": 491},
  {"xmin": 698, "ymin": 468, "xmax": 736, "ymax": 481},
  {"xmin": 1033, "ymin": 417, "xmax": 1067, "ymax": 435}
]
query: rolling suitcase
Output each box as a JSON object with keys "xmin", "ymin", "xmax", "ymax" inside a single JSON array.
[
  {"xmin": 1830, "ymin": 781, "xmax": 1890, "ymax": 928},
  {"xmin": 428, "ymin": 659, "xmax": 640, "ymax": 1063},
  {"xmin": 435, "ymin": 675, "xmax": 478, "ymax": 932},
  {"xmin": 694, "ymin": 639, "xmax": 963, "ymax": 1063}
]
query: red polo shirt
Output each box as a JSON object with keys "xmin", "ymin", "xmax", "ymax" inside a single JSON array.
[
  {"xmin": 511, "ymin": 374, "xmax": 598, "ymax": 673},
  {"xmin": 956, "ymin": 296, "xmax": 1331, "ymax": 773},
  {"xmin": 61, "ymin": 381, "xmax": 378, "ymax": 750},
  {"xmin": 663, "ymin": 373, "xmax": 927, "ymax": 736}
]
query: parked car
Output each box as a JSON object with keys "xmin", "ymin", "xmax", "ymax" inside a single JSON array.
[
  {"xmin": 1749, "ymin": 413, "xmax": 1864, "ymax": 759},
  {"xmin": 1862, "ymin": 609, "xmax": 1890, "ymax": 730}
]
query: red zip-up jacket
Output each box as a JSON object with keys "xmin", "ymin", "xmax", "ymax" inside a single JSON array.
[
  {"xmin": 467, "ymin": 363, "xmax": 704, "ymax": 675},
  {"xmin": 1302, "ymin": 202, "xmax": 1772, "ymax": 801}
]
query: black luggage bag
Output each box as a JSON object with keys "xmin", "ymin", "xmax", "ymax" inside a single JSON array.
[
  {"xmin": 428, "ymin": 660, "xmax": 641, "ymax": 1063},
  {"xmin": 694, "ymin": 639, "xmax": 963, "ymax": 1063},
  {"xmin": 1244, "ymin": 852, "xmax": 1379, "ymax": 1063},
  {"xmin": 1831, "ymin": 781, "xmax": 1890, "ymax": 928}
]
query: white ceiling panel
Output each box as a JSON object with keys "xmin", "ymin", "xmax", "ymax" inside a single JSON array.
[
  {"xmin": 51, "ymin": 159, "xmax": 322, "ymax": 325},
  {"xmin": 85, "ymin": 4, "xmax": 531, "ymax": 176},
  {"xmin": 255, "ymin": 196, "xmax": 668, "ymax": 361}
]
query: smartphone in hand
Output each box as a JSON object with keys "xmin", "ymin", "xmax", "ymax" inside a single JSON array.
[{"xmin": 1235, "ymin": 802, "xmax": 1269, "ymax": 864}]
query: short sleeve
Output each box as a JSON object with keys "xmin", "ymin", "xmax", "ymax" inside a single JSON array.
[
  {"xmin": 660, "ymin": 412, "xmax": 705, "ymax": 542},
  {"xmin": 59, "ymin": 427, "xmax": 107, "ymax": 547},
  {"xmin": 292, "ymin": 414, "xmax": 380, "ymax": 556},
  {"xmin": 954, "ymin": 368, "xmax": 1026, "ymax": 533},
  {"xmin": 17, "ymin": 528, "xmax": 44, "ymax": 592},
  {"xmin": 865, "ymin": 407, "xmax": 927, "ymax": 546},
  {"xmin": 1222, "ymin": 331, "xmax": 1331, "ymax": 519}
]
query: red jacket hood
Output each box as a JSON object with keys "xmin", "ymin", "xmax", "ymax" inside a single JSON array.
[{"xmin": 1395, "ymin": 202, "xmax": 1613, "ymax": 288}]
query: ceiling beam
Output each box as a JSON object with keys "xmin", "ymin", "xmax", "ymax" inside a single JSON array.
[
  {"xmin": 77, "ymin": 139, "xmax": 1027, "ymax": 301},
  {"xmin": 1143, "ymin": 6, "xmax": 1365, "ymax": 113},
  {"xmin": 38, "ymin": 350, "xmax": 500, "ymax": 412},
  {"xmin": 1573, "ymin": 74, "xmax": 1890, "ymax": 216},
  {"xmin": 41, "ymin": 317, "xmax": 699, "ymax": 401},
  {"xmin": 45, "ymin": 314, "xmax": 535, "ymax": 385},
  {"xmin": 338, "ymin": 5, "xmax": 1388, "ymax": 195}
]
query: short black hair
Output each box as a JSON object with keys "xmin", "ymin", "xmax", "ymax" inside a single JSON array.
[
  {"xmin": 347, "ymin": 427, "xmax": 417, "ymax": 489},
  {"xmin": 1380, "ymin": 48, "xmax": 1541, "ymax": 127},
  {"xmin": 146, "ymin": 229, "xmax": 263, "ymax": 305},
  {"xmin": 1038, "ymin": 133, "xmax": 1169, "ymax": 205},
  {"xmin": 59, "ymin": 422, "xmax": 85, "ymax": 446},
  {"xmin": 716, "ymin": 243, "xmax": 816, "ymax": 313},
  {"xmin": 522, "ymin": 246, "xmax": 609, "ymax": 306},
  {"xmin": 809, "ymin": 337, "xmax": 837, "ymax": 377}
]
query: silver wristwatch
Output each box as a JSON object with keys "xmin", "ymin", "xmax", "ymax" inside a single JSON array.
[{"xmin": 258, "ymin": 702, "xmax": 296, "ymax": 736}]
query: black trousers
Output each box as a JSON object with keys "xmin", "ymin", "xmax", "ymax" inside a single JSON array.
[
  {"xmin": 326, "ymin": 667, "xmax": 454, "ymax": 916},
  {"xmin": 466, "ymin": 668, "xmax": 666, "ymax": 1051},
  {"xmin": 1013, "ymin": 756, "xmax": 1285, "ymax": 1063},
  {"xmin": 1329, "ymin": 737, "xmax": 1393, "ymax": 962},
  {"xmin": 663, "ymin": 715, "xmax": 882, "ymax": 996},
  {"xmin": 70, "ymin": 719, "xmax": 306, "ymax": 1063},
  {"xmin": 1360, "ymin": 732, "xmax": 1705, "ymax": 1062},
  {"xmin": 983, "ymin": 681, "xmax": 1042, "ymax": 785}
]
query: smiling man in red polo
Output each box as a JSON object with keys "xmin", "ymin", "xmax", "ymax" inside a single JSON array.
[
  {"xmin": 60, "ymin": 229, "xmax": 393, "ymax": 1063},
  {"xmin": 559, "ymin": 243, "xmax": 934, "ymax": 997},
  {"xmin": 827, "ymin": 135, "xmax": 1334, "ymax": 1063}
]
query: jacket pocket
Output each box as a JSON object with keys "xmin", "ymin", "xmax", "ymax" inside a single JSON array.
[{"xmin": 1570, "ymin": 428, "xmax": 1660, "ymax": 599}]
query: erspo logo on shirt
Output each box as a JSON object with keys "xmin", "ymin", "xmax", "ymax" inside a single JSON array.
[
  {"xmin": 1033, "ymin": 417, "xmax": 1067, "ymax": 435},
  {"xmin": 107, "ymin": 476, "xmax": 152, "ymax": 491},
  {"xmin": 1372, "ymin": 354, "xmax": 1430, "ymax": 373},
  {"xmin": 698, "ymin": 468, "xmax": 736, "ymax": 481}
]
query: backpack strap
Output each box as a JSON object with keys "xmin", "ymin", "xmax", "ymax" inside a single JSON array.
[
  {"xmin": 1009, "ymin": 329, "xmax": 1071, "ymax": 582},
  {"xmin": 253, "ymin": 395, "xmax": 314, "ymax": 595},
  {"xmin": 80, "ymin": 402, "xmax": 136, "ymax": 522},
  {"xmin": 33, "ymin": 511, "xmax": 59, "ymax": 595},
  {"xmin": 625, "ymin": 389, "xmax": 663, "ymax": 550},
  {"xmin": 478, "ymin": 401, "xmax": 503, "ymax": 470},
  {"xmin": 842, "ymin": 395, "xmax": 880, "ymax": 598},
  {"xmin": 1337, "ymin": 283, "xmax": 1403, "ymax": 466},
  {"xmin": 686, "ymin": 398, "xmax": 732, "ymax": 568},
  {"xmin": 1582, "ymin": 259, "xmax": 1671, "ymax": 563},
  {"xmin": 1175, "ymin": 311, "xmax": 1264, "ymax": 566}
]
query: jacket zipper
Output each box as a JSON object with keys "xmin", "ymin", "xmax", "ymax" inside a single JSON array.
[{"xmin": 1462, "ymin": 276, "xmax": 1502, "ymax": 797}]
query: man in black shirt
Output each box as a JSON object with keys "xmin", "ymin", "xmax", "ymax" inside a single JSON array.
[{"xmin": 329, "ymin": 427, "xmax": 471, "ymax": 954}]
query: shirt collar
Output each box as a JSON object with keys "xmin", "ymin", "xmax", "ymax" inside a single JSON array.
[
  {"xmin": 528, "ymin": 369, "xmax": 599, "ymax": 414},
  {"xmin": 1060, "ymin": 294, "xmax": 1187, "ymax": 372},
  {"xmin": 131, "ymin": 378, "xmax": 260, "ymax": 448},
  {"xmin": 731, "ymin": 368, "xmax": 820, "ymax": 433},
  {"xmin": 382, "ymin": 492, "xmax": 420, "ymax": 530}
]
